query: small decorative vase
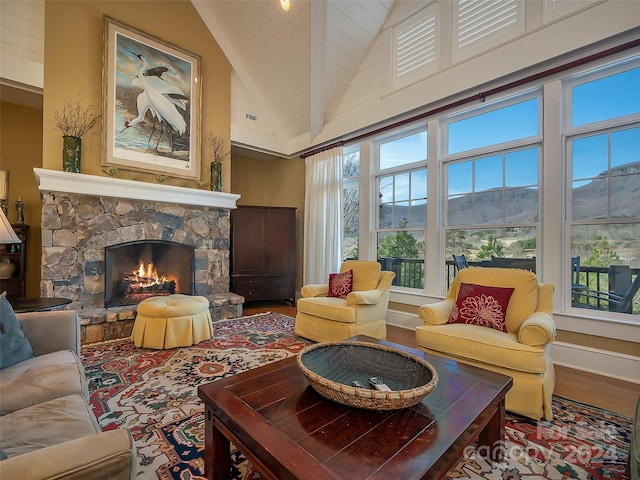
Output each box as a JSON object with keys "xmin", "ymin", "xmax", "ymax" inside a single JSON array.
[
  {"xmin": 210, "ymin": 161, "xmax": 222, "ymax": 192},
  {"xmin": 62, "ymin": 135, "xmax": 82, "ymax": 173},
  {"xmin": 0, "ymin": 258, "xmax": 16, "ymax": 279}
]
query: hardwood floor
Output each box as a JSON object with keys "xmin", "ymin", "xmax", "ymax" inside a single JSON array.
[{"xmin": 242, "ymin": 301, "xmax": 640, "ymax": 418}]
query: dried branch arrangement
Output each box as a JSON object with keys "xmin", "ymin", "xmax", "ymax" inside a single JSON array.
[
  {"xmin": 205, "ymin": 131, "xmax": 230, "ymax": 163},
  {"xmin": 52, "ymin": 99, "xmax": 101, "ymax": 138}
]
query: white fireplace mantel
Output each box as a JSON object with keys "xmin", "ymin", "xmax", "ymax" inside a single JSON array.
[{"xmin": 34, "ymin": 168, "xmax": 240, "ymax": 209}]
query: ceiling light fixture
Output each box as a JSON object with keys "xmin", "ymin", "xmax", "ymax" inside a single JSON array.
[{"xmin": 280, "ymin": 0, "xmax": 290, "ymax": 12}]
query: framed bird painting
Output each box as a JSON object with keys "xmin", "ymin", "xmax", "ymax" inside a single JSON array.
[{"xmin": 102, "ymin": 16, "xmax": 202, "ymax": 180}]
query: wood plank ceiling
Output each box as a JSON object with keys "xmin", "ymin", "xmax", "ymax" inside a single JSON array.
[{"xmin": 193, "ymin": 0, "xmax": 395, "ymax": 156}]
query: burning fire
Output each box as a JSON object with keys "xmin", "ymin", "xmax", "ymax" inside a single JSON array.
[{"xmin": 130, "ymin": 261, "xmax": 169, "ymax": 287}]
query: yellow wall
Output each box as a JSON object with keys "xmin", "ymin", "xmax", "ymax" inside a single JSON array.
[
  {"xmin": 0, "ymin": 101, "xmax": 43, "ymax": 297},
  {"xmin": 44, "ymin": 0, "xmax": 230, "ymax": 189},
  {"xmin": 232, "ymin": 154, "xmax": 306, "ymax": 290}
]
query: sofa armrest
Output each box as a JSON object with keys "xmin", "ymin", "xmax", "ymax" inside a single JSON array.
[
  {"xmin": 300, "ymin": 284, "xmax": 329, "ymax": 298},
  {"xmin": 346, "ymin": 289, "xmax": 382, "ymax": 306},
  {"xmin": 418, "ymin": 300, "xmax": 455, "ymax": 325},
  {"xmin": 17, "ymin": 310, "xmax": 80, "ymax": 357},
  {"xmin": 0, "ymin": 429, "xmax": 136, "ymax": 480},
  {"xmin": 518, "ymin": 312, "xmax": 556, "ymax": 346}
]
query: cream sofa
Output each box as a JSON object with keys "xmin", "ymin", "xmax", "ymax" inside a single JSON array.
[
  {"xmin": 0, "ymin": 309, "xmax": 136, "ymax": 480},
  {"xmin": 417, "ymin": 267, "xmax": 556, "ymax": 420}
]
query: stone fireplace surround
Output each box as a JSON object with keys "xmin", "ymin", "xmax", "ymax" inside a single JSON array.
[{"xmin": 34, "ymin": 168, "xmax": 244, "ymax": 343}]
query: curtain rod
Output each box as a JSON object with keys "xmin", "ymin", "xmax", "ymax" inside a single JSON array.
[{"xmin": 300, "ymin": 37, "xmax": 640, "ymax": 159}]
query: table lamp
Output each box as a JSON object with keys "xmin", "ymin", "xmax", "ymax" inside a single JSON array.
[{"xmin": 0, "ymin": 208, "xmax": 21, "ymax": 244}]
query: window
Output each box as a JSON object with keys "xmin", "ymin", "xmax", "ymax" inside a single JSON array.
[
  {"xmin": 565, "ymin": 61, "xmax": 640, "ymax": 316},
  {"xmin": 442, "ymin": 94, "xmax": 541, "ymax": 288},
  {"xmin": 375, "ymin": 127, "xmax": 427, "ymax": 290},
  {"xmin": 343, "ymin": 145, "xmax": 360, "ymax": 260},
  {"xmin": 343, "ymin": 49, "xmax": 640, "ymax": 324}
]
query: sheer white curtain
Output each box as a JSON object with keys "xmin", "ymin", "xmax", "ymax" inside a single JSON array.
[{"xmin": 303, "ymin": 146, "xmax": 344, "ymax": 285}]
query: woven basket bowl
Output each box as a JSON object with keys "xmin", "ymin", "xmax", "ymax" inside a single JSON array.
[{"xmin": 297, "ymin": 341, "xmax": 438, "ymax": 410}]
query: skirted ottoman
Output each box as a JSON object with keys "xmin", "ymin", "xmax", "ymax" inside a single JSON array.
[{"xmin": 131, "ymin": 294, "xmax": 213, "ymax": 349}]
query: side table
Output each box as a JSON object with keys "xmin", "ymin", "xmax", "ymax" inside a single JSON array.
[{"xmin": 9, "ymin": 297, "xmax": 72, "ymax": 314}]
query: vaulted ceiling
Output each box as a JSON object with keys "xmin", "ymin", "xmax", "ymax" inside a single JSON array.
[{"xmin": 193, "ymin": 0, "xmax": 396, "ymax": 158}]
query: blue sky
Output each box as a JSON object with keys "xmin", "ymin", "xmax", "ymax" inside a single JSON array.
[{"xmin": 375, "ymin": 65, "xmax": 639, "ymax": 200}]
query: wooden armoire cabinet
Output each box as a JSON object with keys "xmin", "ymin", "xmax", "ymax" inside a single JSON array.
[
  {"xmin": 231, "ymin": 206, "xmax": 296, "ymax": 303},
  {"xmin": 0, "ymin": 224, "xmax": 29, "ymax": 299}
]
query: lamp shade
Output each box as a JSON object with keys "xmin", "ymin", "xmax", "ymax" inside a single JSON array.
[{"xmin": 0, "ymin": 208, "xmax": 21, "ymax": 243}]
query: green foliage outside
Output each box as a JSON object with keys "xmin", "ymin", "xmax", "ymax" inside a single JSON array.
[{"xmin": 475, "ymin": 235, "xmax": 504, "ymax": 260}]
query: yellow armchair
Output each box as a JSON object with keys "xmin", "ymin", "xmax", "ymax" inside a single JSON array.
[
  {"xmin": 295, "ymin": 261, "xmax": 395, "ymax": 343},
  {"xmin": 416, "ymin": 267, "xmax": 556, "ymax": 420}
]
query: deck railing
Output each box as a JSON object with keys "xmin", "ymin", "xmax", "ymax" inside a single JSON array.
[{"xmin": 378, "ymin": 257, "xmax": 639, "ymax": 314}]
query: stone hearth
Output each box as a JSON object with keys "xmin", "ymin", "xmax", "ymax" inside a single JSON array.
[{"xmin": 34, "ymin": 169, "xmax": 244, "ymax": 343}]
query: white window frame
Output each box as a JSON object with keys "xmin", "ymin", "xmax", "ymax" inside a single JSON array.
[
  {"xmin": 562, "ymin": 56, "xmax": 640, "ymax": 318},
  {"xmin": 373, "ymin": 124, "xmax": 428, "ymax": 293}
]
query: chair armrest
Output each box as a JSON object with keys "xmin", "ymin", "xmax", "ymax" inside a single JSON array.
[
  {"xmin": 17, "ymin": 310, "xmax": 80, "ymax": 357},
  {"xmin": 0, "ymin": 429, "xmax": 136, "ymax": 480},
  {"xmin": 518, "ymin": 312, "xmax": 556, "ymax": 346},
  {"xmin": 346, "ymin": 289, "xmax": 382, "ymax": 306},
  {"xmin": 418, "ymin": 300, "xmax": 455, "ymax": 325},
  {"xmin": 300, "ymin": 284, "xmax": 329, "ymax": 298}
]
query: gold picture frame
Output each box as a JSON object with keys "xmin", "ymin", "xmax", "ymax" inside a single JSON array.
[{"xmin": 102, "ymin": 16, "xmax": 202, "ymax": 180}]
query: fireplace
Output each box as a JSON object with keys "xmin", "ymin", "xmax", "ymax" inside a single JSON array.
[
  {"xmin": 105, "ymin": 241, "xmax": 194, "ymax": 308},
  {"xmin": 36, "ymin": 168, "xmax": 245, "ymax": 344}
]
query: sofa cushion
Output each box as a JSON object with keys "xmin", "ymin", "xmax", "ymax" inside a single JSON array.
[
  {"xmin": 296, "ymin": 296, "xmax": 356, "ymax": 323},
  {"xmin": 341, "ymin": 260, "xmax": 381, "ymax": 292},
  {"xmin": 0, "ymin": 349, "xmax": 88, "ymax": 416},
  {"xmin": 0, "ymin": 291, "xmax": 33, "ymax": 369},
  {"xmin": 328, "ymin": 269, "xmax": 353, "ymax": 298},
  {"xmin": 0, "ymin": 393, "xmax": 100, "ymax": 458},
  {"xmin": 448, "ymin": 283, "xmax": 514, "ymax": 333},
  {"xmin": 416, "ymin": 323, "xmax": 548, "ymax": 373}
]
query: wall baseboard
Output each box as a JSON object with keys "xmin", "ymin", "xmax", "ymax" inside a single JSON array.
[{"xmin": 386, "ymin": 309, "xmax": 640, "ymax": 385}]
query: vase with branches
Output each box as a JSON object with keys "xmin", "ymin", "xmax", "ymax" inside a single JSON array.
[
  {"xmin": 205, "ymin": 131, "xmax": 230, "ymax": 192},
  {"xmin": 52, "ymin": 99, "xmax": 101, "ymax": 173}
]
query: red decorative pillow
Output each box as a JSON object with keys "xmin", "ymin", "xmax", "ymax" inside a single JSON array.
[
  {"xmin": 328, "ymin": 269, "xmax": 353, "ymax": 298},
  {"xmin": 448, "ymin": 282, "xmax": 514, "ymax": 333}
]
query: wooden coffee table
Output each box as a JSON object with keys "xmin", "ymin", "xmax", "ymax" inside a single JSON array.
[{"xmin": 198, "ymin": 336, "xmax": 512, "ymax": 480}]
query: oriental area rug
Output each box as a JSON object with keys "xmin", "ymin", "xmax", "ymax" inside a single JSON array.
[{"xmin": 82, "ymin": 313, "xmax": 632, "ymax": 480}]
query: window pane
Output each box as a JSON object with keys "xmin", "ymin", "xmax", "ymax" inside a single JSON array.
[
  {"xmin": 448, "ymin": 98, "xmax": 538, "ymax": 154},
  {"xmin": 377, "ymin": 231, "xmax": 425, "ymax": 289},
  {"xmin": 447, "ymin": 161, "xmax": 472, "ymax": 195},
  {"xmin": 475, "ymin": 155, "xmax": 502, "ymax": 192},
  {"xmin": 571, "ymin": 224, "xmax": 639, "ymax": 315},
  {"xmin": 611, "ymin": 126, "xmax": 639, "ymax": 169},
  {"xmin": 394, "ymin": 202, "xmax": 410, "ymax": 228},
  {"xmin": 506, "ymin": 148, "xmax": 538, "ymax": 187},
  {"xmin": 343, "ymin": 179, "xmax": 359, "ymax": 260},
  {"xmin": 444, "ymin": 227, "xmax": 537, "ymax": 289},
  {"xmin": 411, "ymin": 199, "xmax": 427, "ymax": 228},
  {"xmin": 572, "ymin": 178, "xmax": 608, "ymax": 220},
  {"xmin": 380, "ymin": 131, "xmax": 427, "ymax": 169},
  {"xmin": 612, "ymin": 173, "xmax": 640, "ymax": 218},
  {"xmin": 343, "ymin": 147, "xmax": 360, "ymax": 177},
  {"xmin": 505, "ymin": 186, "xmax": 538, "ymax": 223},
  {"xmin": 447, "ymin": 194, "xmax": 473, "ymax": 225},
  {"xmin": 395, "ymin": 173, "xmax": 410, "ymax": 202},
  {"xmin": 572, "ymin": 134, "xmax": 608, "ymax": 180},
  {"xmin": 572, "ymin": 67, "xmax": 640, "ymax": 127}
]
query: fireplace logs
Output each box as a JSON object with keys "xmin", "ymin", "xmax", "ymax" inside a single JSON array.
[{"xmin": 119, "ymin": 261, "xmax": 177, "ymax": 300}]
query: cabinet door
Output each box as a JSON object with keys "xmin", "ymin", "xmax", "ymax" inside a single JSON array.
[
  {"xmin": 232, "ymin": 207, "xmax": 267, "ymax": 274},
  {"xmin": 266, "ymin": 208, "xmax": 295, "ymax": 274}
]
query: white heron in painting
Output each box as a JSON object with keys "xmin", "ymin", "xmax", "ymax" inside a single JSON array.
[{"xmin": 121, "ymin": 53, "xmax": 188, "ymax": 153}]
